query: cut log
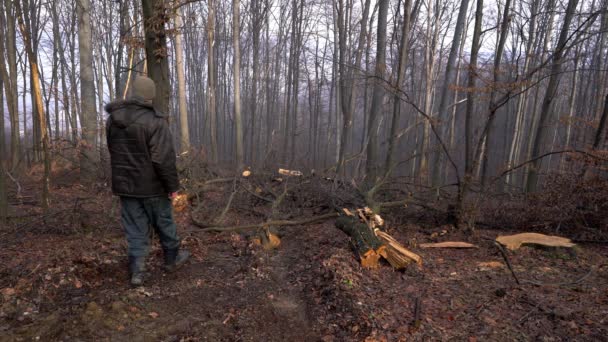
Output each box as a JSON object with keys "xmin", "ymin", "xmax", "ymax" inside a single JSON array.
[
  {"xmin": 278, "ymin": 168, "xmax": 303, "ymax": 176},
  {"xmin": 335, "ymin": 216, "xmax": 385, "ymax": 268},
  {"xmin": 419, "ymin": 242, "xmax": 477, "ymax": 248},
  {"xmin": 496, "ymin": 233, "xmax": 576, "ymax": 251},
  {"xmin": 335, "ymin": 216, "xmax": 421, "ymax": 269},
  {"xmin": 375, "ymin": 230, "xmax": 422, "ymax": 269}
]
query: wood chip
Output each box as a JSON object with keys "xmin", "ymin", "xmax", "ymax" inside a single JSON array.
[
  {"xmin": 496, "ymin": 233, "xmax": 576, "ymax": 250},
  {"xmin": 419, "ymin": 242, "xmax": 477, "ymax": 248}
]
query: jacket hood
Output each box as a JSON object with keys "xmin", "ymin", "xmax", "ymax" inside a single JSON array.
[{"xmin": 105, "ymin": 98, "xmax": 156, "ymax": 129}]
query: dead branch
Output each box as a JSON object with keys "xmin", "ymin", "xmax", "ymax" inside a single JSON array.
[
  {"xmin": 6, "ymin": 170, "xmax": 22, "ymax": 198},
  {"xmin": 192, "ymin": 212, "xmax": 339, "ymax": 233},
  {"xmin": 214, "ymin": 179, "xmax": 238, "ymax": 225},
  {"xmin": 493, "ymin": 241, "xmax": 521, "ymax": 285},
  {"xmin": 239, "ymin": 182, "xmax": 274, "ymax": 202}
]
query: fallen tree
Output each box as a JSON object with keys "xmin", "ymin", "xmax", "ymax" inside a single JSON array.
[{"xmin": 336, "ymin": 208, "xmax": 422, "ymax": 269}]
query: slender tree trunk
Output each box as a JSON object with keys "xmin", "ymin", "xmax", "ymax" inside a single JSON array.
[
  {"xmin": 1, "ymin": 0, "xmax": 20, "ymax": 169},
  {"xmin": 384, "ymin": 0, "xmax": 412, "ymax": 177},
  {"xmin": 174, "ymin": 7, "xmax": 190, "ymax": 153},
  {"xmin": 479, "ymin": 0, "xmax": 512, "ymax": 187},
  {"xmin": 431, "ymin": 0, "xmax": 470, "ymax": 187},
  {"xmin": 77, "ymin": 0, "xmax": 99, "ymax": 184},
  {"xmin": 15, "ymin": 0, "xmax": 50, "ymax": 209},
  {"xmin": 233, "ymin": 0, "xmax": 244, "ymax": 170},
  {"xmin": 0, "ymin": 74, "xmax": 6, "ymax": 224},
  {"xmin": 207, "ymin": 0, "xmax": 218, "ymax": 162},
  {"xmin": 364, "ymin": 0, "xmax": 389, "ymax": 189},
  {"xmin": 526, "ymin": 0, "xmax": 579, "ymax": 192},
  {"xmin": 506, "ymin": 0, "xmax": 538, "ymax": 186}
]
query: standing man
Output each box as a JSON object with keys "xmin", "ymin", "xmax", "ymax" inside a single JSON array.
[{"xmin": 105, "ymin": 76, "xmax": 189, "ymax": 286}]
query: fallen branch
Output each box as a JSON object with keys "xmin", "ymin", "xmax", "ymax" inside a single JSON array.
[
  {"xmin": 6, "ymin": 170, "xmax": 22, "ymax": 199},
  {"xmin": 193, "ymin": 212, "xmax": 339, "ymax": 233},
  {"xmin": 494, "ymin": 241, "xmax": 521, "ymax": 285}
]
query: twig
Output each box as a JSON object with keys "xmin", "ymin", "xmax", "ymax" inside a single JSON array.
[
  {"xmin": 411, "ymin": 297, "xmax": 422, "ymax": 331},
  {"xmin": 193, "ymin": 212, "xmax": 339, "ymax": 233},
  {"xmin": 494, "ymin": 241, "xmax": 521, "ymax": 285},
  {"xmin": 214, "ymin": 179, "xmax": 238, "ymax": 225},
  {"xmin": 239, "ymin": 182, "xmax": 274, "ymax": 202}
]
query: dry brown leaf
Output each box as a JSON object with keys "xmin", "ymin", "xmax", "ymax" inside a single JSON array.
[
  {"xmin": 148, "ymin": 311, "xmax": 159, "ymax": 319},
  {"xmin": 419, "ymin": 242, "xmax": 477, "ymax": 248},
  {"xmin": 496, "ymin": 233, "xmax": 576, "ymax": 250}
]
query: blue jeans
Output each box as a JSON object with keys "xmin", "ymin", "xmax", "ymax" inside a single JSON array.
[{"xmin": 120, "ymin": 196, "xmax": 181, "ymax": 258}]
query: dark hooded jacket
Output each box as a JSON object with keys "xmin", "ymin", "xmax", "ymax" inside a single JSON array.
[{"xmin": 105, "ymin": 98, "xmax": 179, "ymax": 197}]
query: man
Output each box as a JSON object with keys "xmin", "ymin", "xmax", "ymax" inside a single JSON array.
[{"xmin": 105, "ymin": 76, "xmax": 189, "ymax": 286}]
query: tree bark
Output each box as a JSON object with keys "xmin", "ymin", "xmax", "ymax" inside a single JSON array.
[
  {"xmin": 77, "ymin": 0, "xmax": 100, "ymax": 184},
  {"xmin": 141, "ymin": 0, "xmax": 171, "ymax": 113},
  {"xmin": 174, "ymin": 7, "xmax": 190, "ymax": 153},
  {"xmin": 15, "ymin": 0, "xmax": 50, "ymax": 209},
  {"xmin": 233, "ymin": 0, "xmax": 244, "ymax": 171},
  {"xmin": 431, "ymin": 0, "xmax": 470, "ymax": 187},
  {"xmin": 384, "ymin": 0, "xmax": 413, "ymax": 177},
  {"xmin": 1, "ymin": 0, "xmax": 20, "ymax": 169},
  {"xmin": 207, "ymin": 0, "xmax": 218, "ymax": 162},
  {"xmin": 364, "ymin": 0, "xmax": 389, "ymax": 189},
  {"xmin": 526, "ymin": 0, "xmax": 579, "ymax": 192}
]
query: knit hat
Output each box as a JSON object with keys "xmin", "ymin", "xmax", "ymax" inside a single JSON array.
[{"xmin": 132, "ymin": 76, "xmax": 156, "ymax": 102}]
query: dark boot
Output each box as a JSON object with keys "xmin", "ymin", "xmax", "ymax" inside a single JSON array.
[
  {"xmin": 163, "ymin": 248, "xmax": 190, "ymax": 273},
  {"xmin": 128, "ymin": 256, "xmax": 146, "ymax": 286}
]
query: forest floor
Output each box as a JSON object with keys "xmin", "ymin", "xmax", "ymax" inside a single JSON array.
[{"xmin": 1, "ymin": 170, "xmax": 608, "ymax": 341}]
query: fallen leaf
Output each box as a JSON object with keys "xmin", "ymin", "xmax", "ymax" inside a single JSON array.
[
  {"xmin": 148, "ymin": 312, "xmax": 159, "ymax": 319},
  {"xmin": 420, "ymin": 242, "xmax": 477, "ymax": 248}
]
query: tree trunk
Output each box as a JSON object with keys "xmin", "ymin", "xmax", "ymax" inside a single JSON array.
[
  {"xmin": 15, "ymin": 0, "xmax": 50, "ymax": 209},
  {"xmin": 1, "ymin": 0, "xmax": 20, "ymax": 169},
  {"xmin": 526, "ymin": 0, "xmax": 579, "ymax": 192},
  {"xmin": 233, "ymin": 0, "xmax": 244, "ymax": 171},
  {"xmin": 141, "ymin": 0, "xmax": 171, "ymax": 113},
  {"xmin": 384, "ymin": 0, "xmax": 412, "ymax": 177},
  {"xmin": 77, "ymin": 0, "xmax": 99, "ymax": 184},
  {"xmin": 364, "ymin": 0, "xmax": 389, "ymax": 189},
  {"xmin": 431, "ymin": 0, "xmax": 470, "ymax": 187},
  {"xmin": 174, "ymin": 7, "xmax": 190, "ymax": 153},
  {"xmin": 207, "ymin": 0, "xmax": 218, "ymax": 162},
  {"xmin": 0, "ymin": 74, "xmax": 6, "ymax": 224},
  {"xmin": 479, "ymin": 0, "xmax": 512, "ymax": 187}
]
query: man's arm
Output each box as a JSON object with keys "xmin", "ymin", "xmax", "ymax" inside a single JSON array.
[{"xmin": 148, "ymin": 117, "xmax": 179, "ymax": 194}]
